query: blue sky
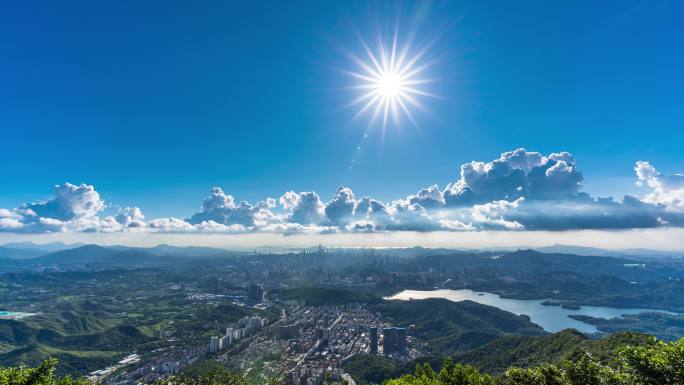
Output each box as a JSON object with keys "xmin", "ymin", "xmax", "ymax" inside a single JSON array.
[{"xmin": 1, "ymin": 1, "xmax": 683, "ymax": 242}]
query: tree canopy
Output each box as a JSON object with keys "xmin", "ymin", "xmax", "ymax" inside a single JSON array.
[{"xmin": 384, "ymin": 337, "xmax": 684, "ymax": 385}]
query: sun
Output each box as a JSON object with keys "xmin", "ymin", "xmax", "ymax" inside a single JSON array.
[
  {"xmin": 343, "ymin": 28, "xmax": 437, "ymax": 130},
  {"xmin": 377, "ymin": 72, "xmax": 402, "ymax": 99}
]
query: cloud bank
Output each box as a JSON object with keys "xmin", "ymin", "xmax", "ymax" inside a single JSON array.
[{"xmin": 3, "ymin": 149, "xmax": 684, "ymax": 234}]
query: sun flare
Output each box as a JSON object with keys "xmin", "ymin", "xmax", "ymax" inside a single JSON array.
[{"xmin": 344, "ymin": 28, "xmax": 437, "ymax": 130}]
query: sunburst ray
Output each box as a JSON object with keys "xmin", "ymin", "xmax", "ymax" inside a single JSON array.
[{"xmin": 345, "ymin": 28, "xmax": 437, "ymax": 130}]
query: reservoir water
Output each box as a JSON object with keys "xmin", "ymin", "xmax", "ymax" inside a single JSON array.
[
  {"xmin": 0, "ymin": 311, "xmax": 35, "ymax": 319},
  {"xmin": 386, "ymin": 289, "xmax": 676, "ymax": 334}
]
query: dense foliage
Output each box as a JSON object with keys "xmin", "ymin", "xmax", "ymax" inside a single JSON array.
[
  {"xmin": 384, "ymin": 337, "xmax": 684, "ymax": 385},
  {"xmin": 450, "ymin": 330, "xmax": 652, "ymax": 374},
  {"xmin": 343, "ymin": 354, "xmax": 400, "ymax": 385},
  {"xmin": 152, "ymin": 370, "xmax": 252, "ymax": 385},
  {"xmin": 0, "ymin": 359, "xmax": 89, "ymax": 385}
]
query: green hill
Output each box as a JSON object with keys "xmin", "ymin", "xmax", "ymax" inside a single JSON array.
[
  {"xmin": 372, "ymin": 298, "xmax": 545, "ymax": 355},
  {"xmin": 0, "ymin": 344, "xmax": 116, "ymax": 376},
  {"xmin": 451, "ymin": 329, "xmax": 653, "ymax": 374},
  {"xmin": 0, "ymin": 303, "xmax": 151, "ymax": 375}
]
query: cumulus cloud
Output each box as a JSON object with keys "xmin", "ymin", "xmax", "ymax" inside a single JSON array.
[
  {"xmin": 148, "ymin": 217, "xmax": 196, "ymax": 232},
  {"xmin": 471, "ymin": 199, "xmax": 525, "ymax": 230},
  {"xmin": 0, "ymin": 211, "xmax": 24, "ymax": 230},
  {"xmin": 444, "ymin": 148, "xmax": 583, "ymax": 206},
  {"xmin": 280, "ymin": 191, "xmax": 326, "ymax": 225},
  {"xmin": 23, "ymin": 183, "xmax": 105, "ymax": 221},
  {"xmin": 0, "ymin": 209, "xmax": 23, "ymax": 230},
  {"xmin": 114, "ymin": 207, "xmax": 145, "ymax": 228},
  {"xmin": 0, "ymin": 183, "xmax": 107, "ymax": 233},
  {"xmin": 635, "ymin": 161, "xmax": 684, "ymax": 211},
  {"xmin": 354, "ymin": 197, "xmax": 392, "ymax": 226},
  {"xmin": 408, "ymin": 185, "xmax": 445, "ymax": 209},
  {"xmin": 3, "ymin": 149, "xmax": 684, "ymax": 235},
  {"xmin": 325, "ymin": 187, "xmax": 356, "ymax": 226},
  {"xmin": 0, "ymin": 209, "xmax": 14, "ymax": 218},
  {"xmin": 187, "ymin": 187, "xmax": 262, "ymax": 227},
  {"xmin": 385, "ymin": 199, "xmax": 440, "ymax": 231}
]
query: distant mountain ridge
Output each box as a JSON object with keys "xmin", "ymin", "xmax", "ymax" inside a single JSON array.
[
  {"xmin": 0, "ymin": 246, "xmax": 48, "ymax": 260},
  {"xmin": 0, "ymin": 241, "xmax": 84, "ymax": 252},
  {"xmin": 1, "ymin": 242, "xmax": 680, "ymax": 274},
  {"xmin": 2, "ymin": 243, "xmax": 248, "ymax": 269},
  {"xmin": 534, "ymin": 244, "xmax": 684, "ymax": 258},
  {"xmin": 31, "ymin": 245, "xmax": 121, "ymax": 265},
  {"xmin": 30, "ymin": 245, "xmax": 183, "ymax": 267},
  {"xmin": 0, "ymin": 242, "xmax": 85, "ymax": 260}
]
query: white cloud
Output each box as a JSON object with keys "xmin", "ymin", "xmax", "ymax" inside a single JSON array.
[
  {"xmin": 0, "ymin": 183, "xmax": 107, "ymax": 233},
  {"xmin": 0, "ymin": 209, "xmax": 15, "ymax": 218},
  {"xmin": 188, "ymin": 187, "xmax": 274, "ymax": 227},
  {"xmin": 471, "ymin": 198, "xmax": 525, "ymax": 230},
  {"xmin": 444, "ymin": 148, "xmax": 583, "ymax": 205},
  {"xmin": 635, "ymin": 161, "xmax": 684, "ymax": 211},
  {"xmin": 280, "ymin": 191, "xmax": 326, "ymax": 225},
  {"xmin": 23, "ymin": 183, "xmax": 105, "ymax": 221},
  {"xmin": 114, "ymin": 207, "xmax": 145, "ymax": 228},
  {"xmin": 0, "ymin": 217, "xmax": 25, "ymax": 230},
  {"xmin": 325, "ymin": 187, "xmax": 356, "ymax": 226},
  {"xmin": 408, "ymin": 185, "xmax": 445, "ymax": 209},
  {"xmin": 148, "ymin": 217, "xmax": 196, "ymax": 232}
]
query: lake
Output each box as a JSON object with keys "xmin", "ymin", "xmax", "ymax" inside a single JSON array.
[
  {"xmin": 0, "ymin": 311, "xmax": 36, "ymax": 320},
  {"xmin": 386, "ymin": 289, "xmax": 677, "ymax": 334}
]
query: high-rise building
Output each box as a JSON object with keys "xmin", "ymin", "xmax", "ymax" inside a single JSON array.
[
  {"xmin": 249, "ymin": 316, "xmax": 262, "ymax": 329},
  {"xmin": 396, "ymin": 328, "xmax": 408, "ymax": 351},
  {"xmin": 277, "ymin": 285, "xmax": 285, "ymax": 302},
  {"xmin": 249, "ymin": 284, "xmax": 264, "ymax": 302},
  {"xmin": 382, "ymin": 327, "xmax": 407, "ymax": 355},
  {"xmin": 382, "ymin": 328, "xmax": 396, "ymax": 356},
  {"xmin": 209, "ymin": 336, "xmax": 219, "ymax": 353},
  {"xmin": 369, "ymin": 327, "xmax": 378, "ymax": 354}
]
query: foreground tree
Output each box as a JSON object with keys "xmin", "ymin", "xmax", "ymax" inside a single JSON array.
[
  {"xmin": 0, "ymin": 359, "xmax": 88, "ymax": 385},
  {"xmin": 618, "ymin": 338, "xmax": 684, "ymax": 385},
  {"xmin": 501, "ymin": 352, "xmax": 633, "ymax": 385},
  {"xmin": 384, "ymin": 359, "xmax": 495, "ymax": 385},
  {"xmin": 384, "ymin": 337, "xmax": 684, "ymax": 385},
  {"xmin": 154, "ymin": 369, "xmax": 250, "ymax": 385}
]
